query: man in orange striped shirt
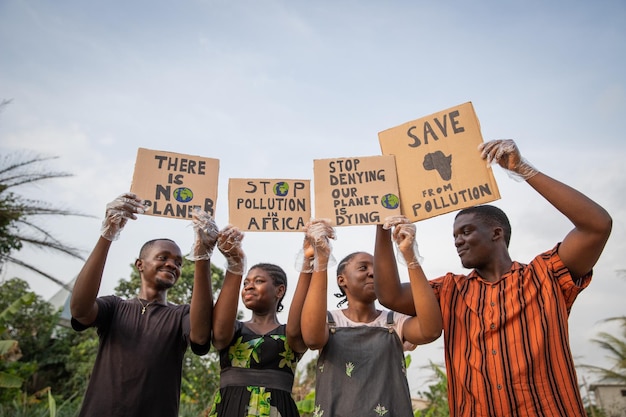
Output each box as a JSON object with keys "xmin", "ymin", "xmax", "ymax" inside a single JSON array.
[{"xmin": 374, "ymin": 139, "xmax": 612, "ymax": 416}]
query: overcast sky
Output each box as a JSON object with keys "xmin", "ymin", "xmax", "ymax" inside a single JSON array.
[{"xmin": 1, "ymin": 0, "xmax": 625, "ymax": 395}]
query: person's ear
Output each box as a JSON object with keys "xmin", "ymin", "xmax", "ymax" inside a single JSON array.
[
  {"xmin": 492, "ymin": 226, "xmax": 504, "ymax": 242},
  {"xmin": 275, "ymin": 284, "xmax": 286, "ymax": 299},
  {"xmin": 337, "ymin": 274, "xmax": 346, "ymax": 289},
  {"xmin": 135, "ymin": 259, "xmax": 144, "ymax": 272}
]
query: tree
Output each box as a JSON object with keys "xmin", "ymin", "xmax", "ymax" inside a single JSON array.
[
  {"xmin": 582, "ymin": 316, "xmax": 626, "ymax": 384},
  {"xmin": 0, "ymin": 151, "xmax": 92, "ymax": 290}
]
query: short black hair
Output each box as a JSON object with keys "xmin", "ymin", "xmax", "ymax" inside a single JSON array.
[
  {"xmin": 138, "ymin": 238, "xmax": 178, "ymax": 258},
  {"xmin": 248, "ymin": 263, "xmax": 288, "ymax": 312},
  {"xmin": 456, "ymin": 205, "xmax": 512, "ymax": 247}
]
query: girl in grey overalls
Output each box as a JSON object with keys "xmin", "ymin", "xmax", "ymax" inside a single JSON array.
[{"xmin": 292, "ymin": 218, "xmax": 443, "ymax": 417}]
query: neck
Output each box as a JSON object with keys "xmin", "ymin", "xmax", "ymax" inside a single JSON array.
[
  {"xmin": 475, "ymin": 256, "xmax": 514, "ymax": 283},
  {"xmin": 343, "ymin": 302, "xmax": 379, "ymax": 323},
  {"xmin": 249, "ymin": 311, "xmax": 280, "ymax": 325}
]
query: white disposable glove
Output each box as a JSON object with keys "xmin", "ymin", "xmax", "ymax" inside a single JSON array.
[
  {"xmin": 217, "ymin": 225, "xmax": 246, "ymax": 275},
  {"xmin": 479, "ymin": 139, "xmax": 539, "ymax": 182},
  {"xmin": 187, "ymin": 208, "xmax": 219, "ymax": 261},
  {"xmin": 100, "ymin": 193, "xmax": 146, "ymax": 241},
  {"xmin": 295, "ymin": 218, "xmax": 336, "ymax": 272},
  {"xmin": 383, "ymin": 215, "xmax": 423, "ymax": 268}
]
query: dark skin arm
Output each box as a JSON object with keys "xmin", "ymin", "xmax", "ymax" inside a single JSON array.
[
  {"xmin": 480, "ymin": 139, "xmax": 612, "ymax": 280},
  {"xmin": 393, "ymin": 222, "xmax": 443, "ymax": 343},
  {"xmin": 299, "ymin": 220, "xmax": 335, "ymax": 351},
  {"xmin": 189, "ymin": 259, "xmax": 212, "ymax": 346},
  {"xmin": 211, "ymin": 226, "xmax": 246, "ymax": 351},
  {"xmin": 70, "ymin": 237, "xmax": 111, "ymax": 325},
  {"xmin": 374, "ymin": 225, "xmax": 416, "ymax": 316},
  {"xmin": 71, "ymin": 193, "xmax": 145, "ymax": 324},
  {"xmin": 286, "ymin": 238, "xmax": 314, "ymax": 354}
]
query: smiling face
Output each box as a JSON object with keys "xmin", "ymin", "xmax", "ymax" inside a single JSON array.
[
  {"xmin": 241, "ymin": 266, "xmax": 286, "ymax": 313},
  {"xmin": 135, "ymin": 239, "xmax": 183, "ymax": 290},
  {"xmin": 453, "ymin": 213, "xmax": 502, "ymax": 270},
  {"xmin": 337, "ymin": 252, "xmax": 376, "ymax": 304}
]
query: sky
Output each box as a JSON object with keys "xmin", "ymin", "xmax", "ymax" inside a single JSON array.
[{"xmin": 1, "ymin": 0, "xmax": 625, "ymax": 396}]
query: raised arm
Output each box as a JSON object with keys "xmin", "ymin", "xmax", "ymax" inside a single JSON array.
[
  {"xmin": 480, "ymin": 139, "xmax": 612, "ymax": 279},
  {"xmin": 288, "ymin": 219, "xmax": 337, "ymax": 353},
  {"xmin": 300, "ymin": 219, "xmax": 335, "ymax": 350},
  {"xmin": 70, "ymin": 193, "xmax": 145, "ymax": 325},
  {"xmin": 390, "ymin": 220, "xmax": 442, "ymax": 344},
  {"xmin": 211, "ymin": 225, "xmax": 246, "ymax": 351},
  {"xmin": 374, "ymin": 221, "xmax": 417, "ymax": 316},
  {"xmin": 187, "ymin": 209, "xmax": 219, "ymax": 346},
  {"xmin": 286, "ymin": 229, "xmax": 314, "ymax": 354}
]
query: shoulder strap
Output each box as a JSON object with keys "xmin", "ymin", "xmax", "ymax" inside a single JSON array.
[
  {"xmin": 327, "ymin": 311, "xmax": 337, "ymax": 334},
  {"xmin": 386, "ymin": 311, "xmax": 395, "ymax": 333}
]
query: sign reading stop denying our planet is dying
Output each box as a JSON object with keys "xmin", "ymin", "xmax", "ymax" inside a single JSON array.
[
  {"xmin": 130, "ymin": 148, "xmax": 220, "ymax": 220},
  {"xmin": 378, "ymin": 102, "xmax": 500, "ymax": 222},
  {"xmin": 313, "ymin": 155, "xmax": 401, "ymax": 226}
]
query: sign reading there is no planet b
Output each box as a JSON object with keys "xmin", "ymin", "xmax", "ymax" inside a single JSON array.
[
  {"xmin": 130, "ymin": 148, "xmax": 220, "ymax": 220},
  {"xmin": 378, "ymin": 102, "xmax": 500, "ymax": 222}
]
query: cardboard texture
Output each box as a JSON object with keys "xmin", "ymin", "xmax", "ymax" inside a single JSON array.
[
  {"xmin": 228, "ymin": 178, "xmax": 311, "ymax": 231},
  {"xmin": 130, "ymin": 148, "xmax": 220, "ymax": 220},
  {"xmin": 378, "ymin": 102, "xmax": 500, "ymax": 222},
  {"xmin": 314, "ymin": 155, "xmax": 401, "ymax": 226}
]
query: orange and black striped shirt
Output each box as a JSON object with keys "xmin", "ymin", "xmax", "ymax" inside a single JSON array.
[{"xmin": 430, "ymin": 245, "xmax": 591, "ymax": 417}]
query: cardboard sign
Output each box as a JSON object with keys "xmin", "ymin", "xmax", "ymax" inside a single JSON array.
[
  {"xmin": 314, "ymin": 155, "xmax": 401, "ymax": 226},
  {"xmin": 130, "ymin": 148, "xmax": 219, "ymax": 220},
  {"xmin": 378, "ymin": 102, "xmax": 500, "ymax": 221},
  {"xmin": 229, "ymin": 179, "xmax": 311, "ymax": 231}
]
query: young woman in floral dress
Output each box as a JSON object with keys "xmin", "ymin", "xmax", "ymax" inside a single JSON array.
[{"xmin": 208, "ymin": 224, "xmax": 316, "ymax": 417}]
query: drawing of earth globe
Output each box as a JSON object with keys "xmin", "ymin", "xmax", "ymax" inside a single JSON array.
[
  {"xmin": 381, "ymin": 193, "xmax": 399, "ymax": 209},
  {"xmin": 273, "ymin": 182, "xmax": 289, "ymax": 197},
  {"xmin": 174, "ymin": 187, "xmax": 194, "ymax": 203}
]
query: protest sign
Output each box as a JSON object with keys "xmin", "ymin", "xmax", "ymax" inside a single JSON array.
[
  {"xmin": 314, "ymin": 155, "xmax": 401, "ymax": 226},
  {"xmin": 378, "ymin": 102, "xmax": 500, "ymax": 221},
  {"xmin": 229, "ymin": 179, "xmax": 311, "ymax": 231},
  {"xmin": 130, "ymin": 148, "xmax": 219, "ymax": 220}
]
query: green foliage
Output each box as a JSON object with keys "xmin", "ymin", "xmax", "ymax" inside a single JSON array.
[
  {"xmin": 581, "ymin": 316, "xmax": 626, "ymax": 384},
  {"xmin": 0, "ymin": 152, "xmax": 91, "ymax": 289},
  {"xmin": 413, "ymin": 362, "xmax": 449, "ymax": 417},
  {"xmin": 293, "ymin": 356, "xmax": 318, "ymax": 416}
]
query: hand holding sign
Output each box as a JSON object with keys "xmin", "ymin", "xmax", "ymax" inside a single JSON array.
[
  {"xmin": 100, "ymin": 193, "xmax": 146, "ymax": 241},
  {"xmin": 296, "ymin": 219, "xmax": 337, "ymax": 272},
  {"xmin": 383, "ymin": 215, "xmax": 424, "ymax": 269},
  {"xmin": 217, "ymin": 225, "xmax": 246, "ymax": 275},
  {"xmin": 479, "ymin": 139, "xmax": 539, "ymax": 182},
  {"xmin": 188, "ymin": 208, "xmax": 219, "ymax": 261}
]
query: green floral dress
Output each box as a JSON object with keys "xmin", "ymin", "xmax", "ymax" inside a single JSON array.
[{"xmin": 209, "ymin": 321, "xmax": 302, "ymax": 417}]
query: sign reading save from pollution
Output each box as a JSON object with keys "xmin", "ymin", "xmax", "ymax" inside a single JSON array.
[
  {"xmin": 314, "ymin": 155, "xmax": 401, "ymax": 226},
  {"xmin": 378, "ymin": 102, "xmax": 500, "ymax": 222},
  {"xmin": 130, "ymin": 148, "xmax": 220, "ymax": 220},
  {"xmin": 228, "ymin": 179, "xmax": 311, "ymax": 231}
]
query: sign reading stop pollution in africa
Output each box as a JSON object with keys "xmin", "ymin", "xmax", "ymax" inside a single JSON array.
[
  {"xmin": 313, "ymin": 155, "xmax": 401, "ymax": 227},
  {"xmin": 378, "ymin": 102, "xmax": 500, "ymax": 222},
  {"xmin": 130, "ymin": 148, "xmax": 220, "ymax": 220},
  {"xmin": 228, "ymin": 178, "xmax": 311, "ymax": 232}
]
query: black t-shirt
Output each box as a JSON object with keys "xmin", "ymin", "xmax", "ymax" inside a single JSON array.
[{"xmin": 72, "ymin": 296, "xmax": 210, "ymax": 417}]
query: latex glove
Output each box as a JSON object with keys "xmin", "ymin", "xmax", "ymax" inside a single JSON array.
[
  {"xmin": 295, "ymin": 219, "xmax": 336, "ymax": 272},
  {"xmin": 479, "ymin": 139, "xmax": 538, "ymax": 181},
  {"xmin": 383, "ymin": 215, "xmax": 423, "ymax": 268},
  {"xmin": 187, "ymin": 208, "xmax": 219, "ymax": 261},
  {"xmin": 217, "ymin": 225, "xmax": 246, "ymax": 275},
  {"xmin": 100, "ymin": 193, "xmax": 146, "ymax": 241}
]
